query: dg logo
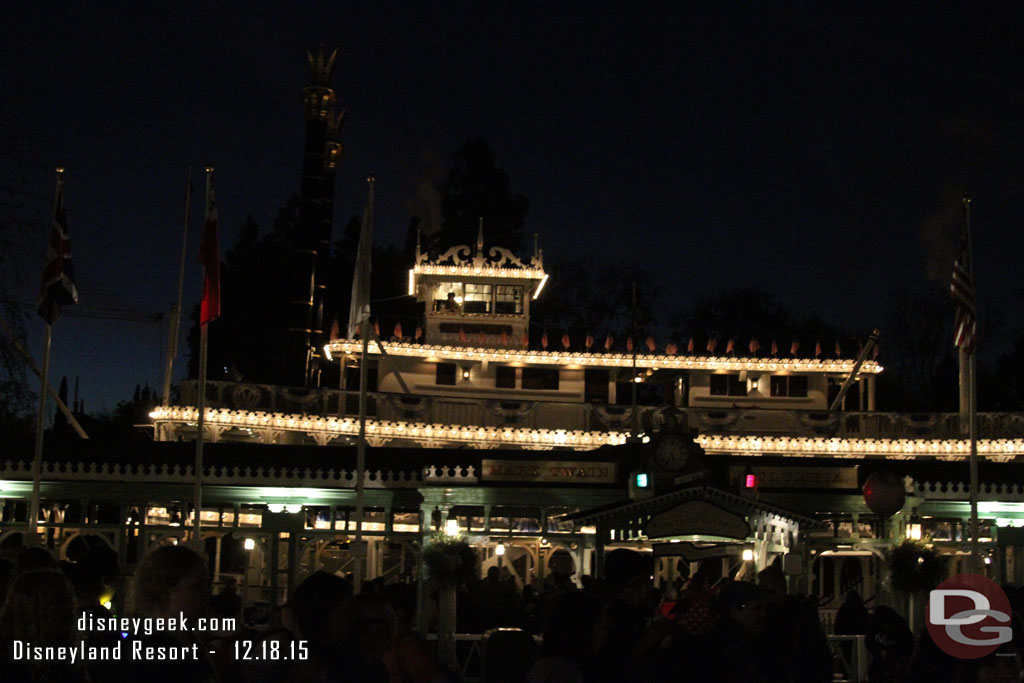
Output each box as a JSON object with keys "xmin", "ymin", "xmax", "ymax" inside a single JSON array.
[{"xmin": 926, "ymin": 573, "xmax": 1013, "ymax": 659}]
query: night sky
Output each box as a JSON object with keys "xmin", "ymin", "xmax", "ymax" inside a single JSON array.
[{"xmin": 5, "ymin": 3, "xmax": 1024, "ymax": 414}]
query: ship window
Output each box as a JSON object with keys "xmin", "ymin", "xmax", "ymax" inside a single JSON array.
[
  {"xmin": 523, "ymin": 367, "xmax": 559, "ymax": 390},
  {"xmin": 770, "ymin": 375, "xmax": 808, "ymax": 397},
  {"xmin": 585, "ymin": 369, "xmax": 609, "ymax": 403},
  {"xmin": 464, "ymin": 283, "xmax": 492, "ymax": 314},
  {"xmin": 496, "ymin": 366, "xmax": 517, "ymax": 388},
  {"xmin": 436, "ymin": 363, "xmax": 457, "ymax": 386},
  {"xmin": 433, "ymin": 282, "xmax": 463, "ymax": 312},
  {"xmin": 710, "ymin": 374, "xmax": 747, "ymax": 397},
  {"xmin": 495, "ymin": 285, "xmax": 524, "ymax": 315}
]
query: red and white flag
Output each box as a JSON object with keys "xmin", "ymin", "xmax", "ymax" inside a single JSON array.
[
  {"xmin": 604, "ymin": 334, "xmax": 614, "ymax": 351},
  {"xmin": 951, "ymin": 216, "xmax": 977, "ymax": 353},
  {"xmin": 585, "ymin": 334, "xmax": 594, "ymax": 350},
  {"xmin": 706, "ymin": 337, "xmax": 717, "ymax": 353},
  {"xmin": 394, "ymin": 322, "xmax": 403, "ymax": 339},
  {"xmin": 790, "ymin": 339, "xmax": 799, "ymax": 356},
  {"xmin": 198, "ymin": 175, "xmax": 220, "ymax": 326},
  {"xmin": 561, "ymin": 332, "xmax": 571, "ymax": 350},
  {"xmin": 541, "ymin": 330, "xmax": 549, "ymax": 349},
  {"xmin": 646, "ymin": 336, "xmax": 656, "ymax": 352},
  {"xmin": 37, "ymin": 171, "xmax": 79, "ymax": 325},
  {"xmin": 815, "ymin": 339, "xmax": 822, "ymax": 357},
  {"xmin": 748, "ymin": 338, "xmax": 761, "ymax": 354}
]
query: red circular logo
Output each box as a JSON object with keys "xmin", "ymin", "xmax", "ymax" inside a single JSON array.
[{"xmin": 926, "ymin": 573, "xmax": 1013, "ymax": 659}]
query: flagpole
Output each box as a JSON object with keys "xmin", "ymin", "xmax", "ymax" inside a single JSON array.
[
  {"xmin": 963, "ymin": 196, "xmax": 980, "ymax": 570},
  {"xmin": 30, "ymin": 167, "xmax": 65, "ymax": 538},
  {"xmin": 193, "ymin": 166, "xmax": 213, "ymax": 544},
  {"xmin": 354, "ymin": 175, "xmax": 374, "ymax": 594},
  {"xmin": 162, "ymin": 168, "xmax": 193, "ymax": 406}
]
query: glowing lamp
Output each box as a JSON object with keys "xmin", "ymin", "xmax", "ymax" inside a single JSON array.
[
  {"xmin": 495, "ymin": 543, "xmax": 505, "ymax": 556},
  {"xmin": 635, "ymin": 473, "xmax": 650, "ymax": 489},
  {"xmin": 741, "ymin": 548, "xmax": 754, "ymax": 562},
  {"xmin": 244, "ymin": 538, "xmax": 256, "ymax": 551},
  {"xmin": 445, "ymin": 519, "xmax": 461, "ymax": 537}
]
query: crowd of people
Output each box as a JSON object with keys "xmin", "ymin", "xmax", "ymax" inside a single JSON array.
[{"xmin": 0, "ymin": 542, "xmax": 1022, "ymax": 682}]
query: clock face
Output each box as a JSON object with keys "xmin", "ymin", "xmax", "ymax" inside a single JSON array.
[{"xmin": 654, "ymin": 435, "xmax": 689, "ymax": 472}]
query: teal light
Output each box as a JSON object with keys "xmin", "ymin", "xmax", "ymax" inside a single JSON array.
[{"xmin": 636, "ymin": 473, "xmax": 649, "ymax": 489}]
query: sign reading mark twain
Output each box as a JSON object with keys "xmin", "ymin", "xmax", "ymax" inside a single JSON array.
[
  {"xmin": 645, "ymin": 501, "xmax": 751, "ymax": 540},
  {"xmin": 481, "ymin": 459, "xmax": 616, "ymax": 484}
]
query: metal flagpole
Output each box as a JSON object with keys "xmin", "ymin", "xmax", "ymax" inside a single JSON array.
[
  {"xmin": 193, "ymin": 167, "xmax": 214, "ymax": 544},
  {"xmin": 162, "ymin": 168, "xmax": 193, "ymax": 406},
  {"xmin": 29, "ymin": 323, "xmax": 52, "ymax": 537},
  {"xmin": 353, "ymin": 175, "xmax": 375, "ymax": 594},
  {"xmin": 29, "ymin": 168, "xmax": 66, "ymax": 538},
  {"xmin": 964, "ymin": 197, "xmax": 980, "ymax": 570}
]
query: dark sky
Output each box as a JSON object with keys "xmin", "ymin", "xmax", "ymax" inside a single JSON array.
[{"xmin": 5, "ymin": 3, "xmax": 1024, "ymax": 413}]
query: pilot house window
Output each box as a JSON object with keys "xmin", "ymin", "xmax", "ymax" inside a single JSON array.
[
  {"xmin": 770, "ymin": 375, "xmax": 808, "ymax": 398},
  {"xmin": 709, "ymin": 374, "xmax": 747, "ymax": 397},
  {"xmin": 495, "ymin": 285, "xmax": 524, "ymax": 315},
  {"xmin": 464, "ymin": 284, "xmax": 492, "ymax": 314},
  {"xmin": 522, "ymin": 367, "xmax": 559, "ymax": 391}
]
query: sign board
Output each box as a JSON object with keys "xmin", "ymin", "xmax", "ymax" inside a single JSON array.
[
  {"xmin": 481, "ymin": 459, "xmax": 616, "ymax": 484},
  {"xmin": 645, "ymin": 500, "xmax": 751, "ymax": 540},
  {"xmin": 730, "ymin": 465, "xmax": 858, "ymax": 490},
  {"xmin": 653, "ymin": 542, "xmax": 743, "ymax": 559}
]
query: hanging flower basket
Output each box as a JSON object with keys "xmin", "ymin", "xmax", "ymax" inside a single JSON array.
[
  {"xmin": 423, "ymin": 534, "xmax": 478, "ymax": 588},
  {"xmin": 889, "ymin": 541, "xmax": 941, "ymax": 593}
]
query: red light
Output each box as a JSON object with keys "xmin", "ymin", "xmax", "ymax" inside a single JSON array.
[{"xmin": 744, "ymin": 473, "xmax": 757, "ymax": 488}]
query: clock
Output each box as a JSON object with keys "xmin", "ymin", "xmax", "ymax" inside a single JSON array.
[{"xmin": 654, "ymin": 434, "xmax": 689, "ymax": 472}]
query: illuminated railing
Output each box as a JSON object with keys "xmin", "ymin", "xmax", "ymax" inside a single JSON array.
[
  {"xmin": 696, "ymin": 433, "xmax": 1024, "ymax": 461},
  {"xmin": 324, "ymin": 339, "xmax": 884, "ymax": 375},
  {"xmin": 150, "ymin": 406, "xmax": 627, "ymax": 450}
]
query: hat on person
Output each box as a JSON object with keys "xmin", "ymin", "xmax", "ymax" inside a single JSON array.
[{"xmin": 716, "ymin": 580, "xmax": 773, "ymax": 611}]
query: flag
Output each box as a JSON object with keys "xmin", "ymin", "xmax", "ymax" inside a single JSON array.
[
  {"xmin": 626, "ymin": 337, "xmax": 634, "ymax": 352},
  {"xmin": 37, "ymin": 172, "xmax": 79, "ymax": 325},
  {"xmin": 951, "ymin": 223, "xmax": 977, "ymax": 353},
  {"xmin": 541, "ymin": 330, "xmax": 549, "ymax": 349},
  {"xmin": 604, "ymin": 334, "xmax": 614, "ymax": 351},
  {"xmin": 665, "ymin": 342, "xmax": 678, "ymax": 355},
  {"xmin": 726, "ymin": 337, "xmax": 736, "ymax": 355},
  {"xmin": 415, "ymin": 326, "xmax": 423, "ymax": 341},
  {"xmin": 561, "ymin": 332, "xmax": 570, "ymax": 350},
  {"xmin": 585, "ymin": 334, "xmax": 594, "ymax": 350},
  {"xmin": 790, "ymin": 339, "xmax": 799, "ymax": 356},
  {"xmin": 770, "ymin": 339, "xmax": 778, "ymax": 356},
  {"xmin": 706, "ymin": 337, "xmax": 717, "ymax": 353},
  {"xmin": 373, "ymin": 321, "xmax": 380, "ymax": 338},
  {"xmin": 501, "ymin": 329, "xmax": 509, "ymax": 347},
  {"xmin": 815, "ymin": 339, "xmax": 822, "ymax": 357},
  {"xmin": 749, "ymin": 338, "xmax": 761, "ymax": 354},
  {"xmin": 521, "ymin": 332, "xmax": 529, "ymax": 348},
  {"xmin": 478, "ymin": 330, "xmax": 487, "ymax": 346},
  {"xmin": 347, "ymin": 178, "xmax": 374, "ymax": 338},
  {"xmin": 687, "ymin": 337, "xmax": 694, "ymax": 354},
  {"xmin": 834, "ymin": 339, "xmax": 842, "ymax": 357},
  {"xmin": 394, "ymin": 322, "xmax": 403, "ymax": 339},
  {"xmin": 329, "ymin": 318, "xmax": 339, "ymax": 341},
  {"xmin": 646, "ymin": 336, "xmax": 656, "ymax": 352},
  {"xmin": 458, "ymin": 328, "xmax": 467, "ymax": 343},
  {"xmin": 198, "ymin": 176, "xmax": 220, "ymax": 326}
]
